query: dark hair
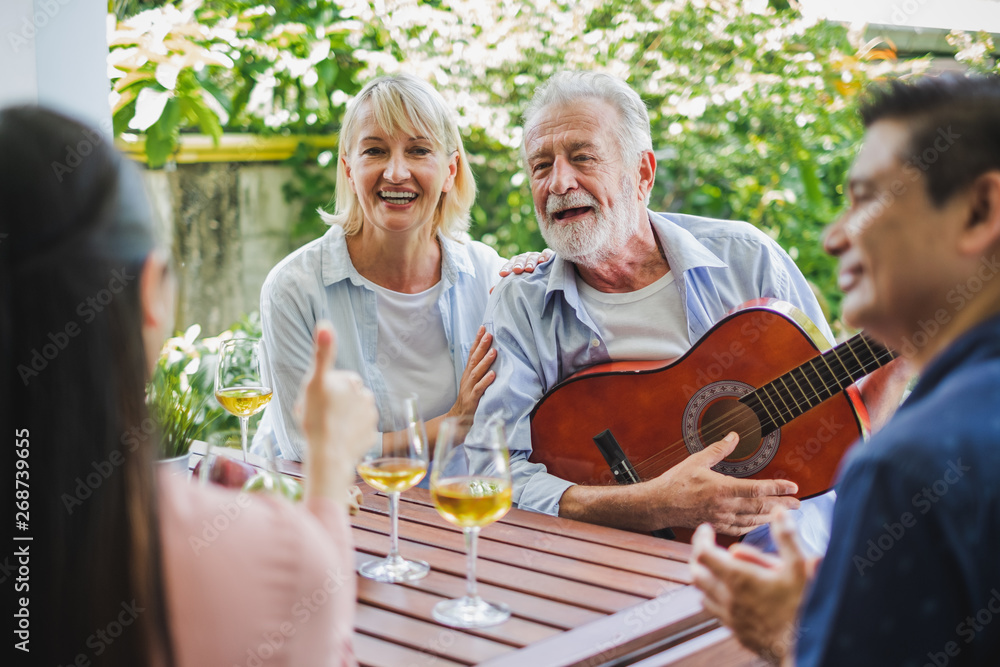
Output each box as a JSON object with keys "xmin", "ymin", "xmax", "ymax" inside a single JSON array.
[
  {"xmin": 859, "ymin": 74, "xmax": 1000, "ymax": 206},
  {"xmin": 0, "ymin": 107, "xmax": 173, "ymax": 665}
]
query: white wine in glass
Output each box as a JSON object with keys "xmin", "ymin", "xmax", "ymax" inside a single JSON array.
[
  {"xmin": 214, "ymin": 338, "xmax": 271, "ymax": 463},
  {"xmin": 356, "ymin": 393, "xmax": 430, "ymax": 583},
  {"xmin": 431, "ymin": 415, "xmax": 512, "ymax": 628}
]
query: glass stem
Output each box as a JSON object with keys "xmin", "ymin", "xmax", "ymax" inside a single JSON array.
[
  {"xmin": 388, "ymin": 492, "xmax": 401, "ymax": 561},
  {"xmin": 239, "ymin": 415, "xmax": 249, "ymax": 462},
  {"xmin": 464, "ymin": 526, "xmax": 480, "ymax": 601}
]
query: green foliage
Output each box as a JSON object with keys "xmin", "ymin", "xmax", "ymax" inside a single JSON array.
[
  {"xmin": 111, "ymin": 0, "xmax": 959, "ymax": 326},
  {"xmin": 154, "ymin": 314, "xmax": 265, "ymax": 451},
  {"xmin": 947, "ymin": 30, "xmax": 999, "ymax": 74},
  {"xmin": 148, "ymin": 344, "xmax": 216, "ymax": 458},
  {"xmin": 109, "ymin": 0, "xmax": 375, "ymax": 166}
]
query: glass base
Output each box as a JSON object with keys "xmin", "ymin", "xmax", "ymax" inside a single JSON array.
[
  {"xmin": 358, "ymin": 555, "xmax": 429, "ymax": 583},
  {"xmin": 432, "ymin": 596, "xmax": 510, "ymax": 628}
]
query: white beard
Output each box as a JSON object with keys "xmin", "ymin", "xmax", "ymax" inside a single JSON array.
[{"xmin": 537, "ymin": 177, "xmax": 639, "ymax": 268}]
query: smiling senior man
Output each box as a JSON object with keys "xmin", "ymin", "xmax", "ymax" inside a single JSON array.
[{"xmin": 471, "ymin": 70, "xmax": 907, "ymax": 551}]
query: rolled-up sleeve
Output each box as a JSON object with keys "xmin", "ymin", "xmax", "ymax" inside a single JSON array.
[
  {"xmin": 474, "ymin": 287, "xmax": 576, "ymax": 516},
  {"xmin": 260, "ymin": 278, "xmax": 315, "ymax": 461}
]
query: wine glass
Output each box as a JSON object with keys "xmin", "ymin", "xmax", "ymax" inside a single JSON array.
[
  {"xmin": 214, "ymin": 338, "xmax": 272, "ymax": 463},
  {"xmin": 430, "ymin": 415, "xmax": 512, "ymax": 628},
  {"xmin": 356, "ymin": 392, "xmax": 430, "ymax": 582}
]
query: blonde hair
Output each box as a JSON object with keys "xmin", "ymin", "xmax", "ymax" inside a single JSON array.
[{"xmin": 320, "ymin": 73, "xmax": 476, "ymax": 239}]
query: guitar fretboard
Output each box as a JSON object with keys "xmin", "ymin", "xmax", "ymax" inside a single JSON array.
[{"xmin": 739, "ymin": 334, "xmax": 895, "ymax": 435}]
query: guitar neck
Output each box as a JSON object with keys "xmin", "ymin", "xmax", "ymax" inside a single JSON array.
[{"xmin": 740, "ymin": 334, "xmax": 895, "ymax": 434}]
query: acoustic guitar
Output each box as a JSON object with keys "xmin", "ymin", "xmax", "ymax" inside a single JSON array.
[{"xmin": 529, "ymin": 300, "xmax": 895, "ymax": 537}]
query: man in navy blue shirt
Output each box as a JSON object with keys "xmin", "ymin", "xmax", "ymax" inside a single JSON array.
[{"xmin": 690, "ymin": 74, "xmax": 1000, "ymax": 666}]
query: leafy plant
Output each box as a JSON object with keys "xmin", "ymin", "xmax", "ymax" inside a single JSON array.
[
  {"xmin": 154, "ymin": 315, "xmax": 265, "ymax": 452},
  {"xmin": 148, "ymin": 357, "xmax": 215, "ymax": 458},
  {"xmin": 113, "ymin": 0, "xmax": 990, "ymax": 329}
]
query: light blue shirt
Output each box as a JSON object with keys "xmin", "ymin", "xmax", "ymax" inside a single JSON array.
[
  {"xmin": 474, "ymin": 210, "xmax": 836, "ymax": 553},
  {"xmin": 254, "ymin": 224, "xmax": 505, "ymax": 461}
]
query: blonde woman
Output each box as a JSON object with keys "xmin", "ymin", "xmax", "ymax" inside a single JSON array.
[{"xmin": 256, "ymin": 73, "xmax": 549, "ymax": 459}]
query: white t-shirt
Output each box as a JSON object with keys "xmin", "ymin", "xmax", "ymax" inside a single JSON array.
[
  {"xmin": 576, "ymin": 270, "xmax": 689, "ymax": 362},
  {"xmin": 360, "ymin": 277, "xmax": 457, "ymax": 422}
]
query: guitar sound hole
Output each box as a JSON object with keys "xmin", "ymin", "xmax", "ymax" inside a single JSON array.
[{"xmin": 699, "ymin": 399, "xmax": 762, "ymax": 461}]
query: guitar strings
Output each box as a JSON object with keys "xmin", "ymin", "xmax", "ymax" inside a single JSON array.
[
  {"xmin": 630, "ymin": 344, "xmax": 896, "ymax": 477},
  {"xmin": 629, "ymin": 345, "xmax": 895, "ymax": 478},
  {"xmin": 628, "ymin": 345, "xmax": 895, "ymax": 479}
]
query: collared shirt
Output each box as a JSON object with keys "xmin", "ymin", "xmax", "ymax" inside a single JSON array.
[
  {"xmin": 475, "ymin": 210, "xmax": 836, "ymax": 550},
  {"xmin": 796, "ymin": 314, "xmax": 1000, "ymax": 666},
  {"xmin": 254, "ymin": 224, "xmax": 504, "ymax": 461}
]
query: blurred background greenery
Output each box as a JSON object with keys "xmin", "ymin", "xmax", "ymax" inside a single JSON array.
[{"xmin": 106, "ymin": 0, "xmax": 997, "ymax": 447}]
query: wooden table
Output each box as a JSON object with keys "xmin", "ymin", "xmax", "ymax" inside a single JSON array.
[
  {"xmin": 350, "ymin": 484, "xmax": 762, "ymax": 667},
  {"xmin": 189, "ymin": 444, "xmax": 762, "ymax": 666}
]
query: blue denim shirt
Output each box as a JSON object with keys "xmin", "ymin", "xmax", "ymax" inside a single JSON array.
[
  {"xmin": 254, "ymin": 224, "xmax": 505, "ymax": 461},
  {"xmin": 474, "ymin": 210, "xmax": 837, "ymax": 551}
]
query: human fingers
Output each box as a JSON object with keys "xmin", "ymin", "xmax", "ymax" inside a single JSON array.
[
  {"xmin": 729, "ymin": 543, "xmax": 782, "ymax": 569},
  {"xmin": 690, "ymin": 432, "xmax": 740, "ymax": 467},
  {"xmin": 466, "ymin": 326, "xmax": 488, "ymax": 362},
  {"xmin": 466, "ymin": 336, "xmax": 497, "ymax": 380},
  {"xmin": 770, "ymin": 509, "xmax": 808, "ymax": 573},
  {"xmin": 499, "ymin": 252, "xmax": 532, "ymax": 275},
  {"xmin": 309, "ymin": 321, "xmax": 338, "ymax": 384},
  {"xmin": 521, "ymin": 250, "xmax": 551, "ymax": 273},
  {"xmin": 690, "ymin": 561, "xmax": 731, "ymax": 620},
  {"xmin": 728, "ymin": 477, "xmax": 799, "ymax": 499}
]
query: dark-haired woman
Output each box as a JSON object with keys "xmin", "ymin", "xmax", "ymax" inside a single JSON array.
[{"xmin": 2, "ymin": 106, "xmax": 371, "ymax": 666}]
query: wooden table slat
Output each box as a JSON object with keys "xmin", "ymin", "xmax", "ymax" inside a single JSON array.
[
  {"xmin": 386, "ymin": 486, "xmax": 693, "ymax": 561},
  {"xmin": 351, "ymin": 526, "xmax": 647, "ymax": 614},
  {"xmin": 355, "ymin": 604, "xmax": 515, "ymax": 663},
  {"xmin": 355, "ymin": 560, "xmax": 565, "ymax": 643},
  {"xmin": 183, "ymin": 454, "xmax": 766, "ymax": 666},
  {"xmin": 361, "ymin": 491, "xmax": 693, "ymax": 584},
  {"xmin": 476, "ymin": 587, "xmax": 719, "ymax": 667},
  {"xmin": 628, "ymin": 627, "xmax": 764, "ymax": 666},
  {"xmin": 354, "ymin": 508, "xmax": 683, "ymax": 598},
  {"xmin": 354, "ymin": 632, "xmax": 468, "ymax": 667}
]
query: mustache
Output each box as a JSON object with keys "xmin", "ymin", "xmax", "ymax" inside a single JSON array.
[{"xmin": 545, "ymin": 191, "xmax": 599, "ymax": 216}]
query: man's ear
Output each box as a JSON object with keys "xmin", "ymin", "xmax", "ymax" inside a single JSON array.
[
  {"xmin": 958, "ymin": 171, "xmax": 1000, "ymax": 258},
  {"xmin": 637, "ymin": 150, "xmax": 656, "ymax": 202}
]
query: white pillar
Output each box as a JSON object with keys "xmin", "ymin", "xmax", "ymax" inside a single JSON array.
[{"xmin": 0, "ymin": 0, "xmax": 111, "ymax": 134}]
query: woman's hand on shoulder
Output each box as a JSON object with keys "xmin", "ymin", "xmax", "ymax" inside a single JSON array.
[
  {"xmin": 498, "ymin": 248, "xmax": 554, "ymax": 277},
  {"xmin": 448, "ymin": 325, "xmax": 496, "ymax": 420}
]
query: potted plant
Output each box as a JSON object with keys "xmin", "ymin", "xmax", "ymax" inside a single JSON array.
[{"xmin": 149, "ymin": 356, "xmax": 214, "ymax": 473}]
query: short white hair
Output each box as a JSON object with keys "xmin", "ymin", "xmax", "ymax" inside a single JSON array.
[{"xmin": 521, "ymin": 71, "xmax": 653, "ymax": 169}]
